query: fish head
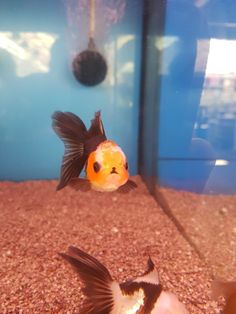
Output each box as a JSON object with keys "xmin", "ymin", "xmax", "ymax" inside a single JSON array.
[{"xmin": 86, "ymin": 140, "xmax": 129, "ymax": 192}]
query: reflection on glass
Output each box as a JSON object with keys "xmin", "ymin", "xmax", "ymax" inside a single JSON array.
[
  {"xmin": 0, "ymin": 32, "xmax": 57, "ymax": 77},
  {"xmin": 196, "ymin": 39, "xmax": 236, "ymax": 155},
  {"xmin": 194, "ymin": 38, "xmax": 236, "ymax": 193},
  {"xmin": 104, "ymin": 35, "xmax": 135, "ymax": 86}
]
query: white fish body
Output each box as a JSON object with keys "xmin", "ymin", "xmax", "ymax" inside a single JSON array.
[{"xmin": 151, "ymin": 291, "xmax": 189, "ymax": 314}]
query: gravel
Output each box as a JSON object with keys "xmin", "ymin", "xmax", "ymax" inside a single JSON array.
[
  {"xmin": 159, "ymin": 186, "xmax": 236, "ymax": 281},
  {"xmin": 0, "ymin": 177, "xmax": 222, "ymax": 313}
]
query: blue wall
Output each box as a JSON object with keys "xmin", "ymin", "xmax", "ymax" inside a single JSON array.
[{"xmin": 0, "ymin": 0, "xmax": 142, "ymax": 180}]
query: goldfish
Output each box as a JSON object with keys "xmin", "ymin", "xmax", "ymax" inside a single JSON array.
[
  {"xmin": 52, "ymin": 111, "xmax": 137, "ymax": 192},
  {"xmin": 212, "ymin": 279, "xmax": 236, "ymax": 314},
  {"xmin": 59, "ymin": 246, "xmax": 189, "ymax": 314}
]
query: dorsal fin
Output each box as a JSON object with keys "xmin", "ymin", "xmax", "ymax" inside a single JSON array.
[
  {"xmin": 87, "ymin": 111, "xmax": 106, "ymax": 138},
  {"xmin": 133, "ymin": 257, "xmax": 159, "ymax": 285}
]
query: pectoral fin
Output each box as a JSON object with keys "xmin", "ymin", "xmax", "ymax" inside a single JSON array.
[
  {"xmin": 117, "ymin": 180, "xmax": 137, "ymax": 193},
  {"xmin": 69, "ymin": 177, "xmax": 91, "ymax": 192}
]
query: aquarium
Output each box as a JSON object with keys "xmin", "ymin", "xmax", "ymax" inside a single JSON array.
[{"xmin": 1, "ymin": 0, "xmax": 236, "ymax": 313}]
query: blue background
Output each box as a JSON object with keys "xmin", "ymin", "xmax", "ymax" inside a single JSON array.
[{"xmin": 0, "ymin": 0, "xmax": 142, "ymax": 180}]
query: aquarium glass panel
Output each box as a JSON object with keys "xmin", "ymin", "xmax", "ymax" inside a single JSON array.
[
  {"xmin": 0, "ymin": 0, "xmax": 142, "ymax": 180},
  {"xmin": 156, "ymin": 1, "xmax": 236, "ymax": 195},
  {"xmin": 151, "ymin": 0, "xmax": 236, "ymax": 279}
]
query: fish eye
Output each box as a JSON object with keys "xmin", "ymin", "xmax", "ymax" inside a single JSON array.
[
  {"xmin": 125, "ymin": 162, "xmax": 128, "ymax": 170},
  {"xmin": 93, "ymin": 161, "xmax": 101, "ymax": 173}
]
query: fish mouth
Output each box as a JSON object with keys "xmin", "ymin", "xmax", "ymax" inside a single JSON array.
[{"xmin": 110, "ymin": 169, "xmax": 118, "ymax": 174}]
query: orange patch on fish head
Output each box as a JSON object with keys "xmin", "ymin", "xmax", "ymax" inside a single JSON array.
[{"xmin": 86, "ymin": 140, "xmax": 129, "ymax": 192}]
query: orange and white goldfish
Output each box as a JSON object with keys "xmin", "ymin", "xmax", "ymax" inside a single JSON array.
[
  {"xmin": 52, "ymin": 111, "xmax": 137, "ymax": 192},
  {"xmin": 212, "ymin": 279, "xmax": 236, "ymax": 314},
  {"xmin": 59, "ymin": 246, "xmax": 189, "ymax": 314}
]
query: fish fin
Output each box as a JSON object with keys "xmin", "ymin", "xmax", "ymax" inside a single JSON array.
[
  {"xmin": 84, "ymin": 111, "xmax": 107, "ymax": 154},
  {"xmin": 87, "ymin": 111, "xmax": 106, "ymax": 138},
  {"xmin": 69, "ymin": 177, "xmax": 91, "ymax": 192},
  {"xmin": 212, "ymin": 279, "xmax": 236, "ymax": 301},
  {"xmin": 133, "ymin": 257, "xmax": 160, "ymax": 286},
  {"xmin": 52, "ymin": 111, "xmax": 88, "ymax": 190},
  {"xmin": 56, "ymin": 156, "xmax": 87, "ymax": 191},
  {"xmin": 52, "ymin": 111, "xmax": 87, "ymax": 137},
  {"xmin": 117, "ymin": 180, "xmax": 138, "ymax": 193},
  {"xmin": 59, "ymin": 246, "xmax": 119, "ymax": 314},
  {"xmin": 143, "ymin": 257, "xmax": 155, "ymax": 275},
  {"xmin": 79, "ymin": 303, "xmax": 95, "ymax": 314}
]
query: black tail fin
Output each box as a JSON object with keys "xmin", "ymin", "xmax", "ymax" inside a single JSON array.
[
  {"xmin": 52, "ymin": 111, "xmax": 88, "ymax": 190},
  {"xmin": 59, "ymin": 246, "xmax": 115, "ymax": 314}
]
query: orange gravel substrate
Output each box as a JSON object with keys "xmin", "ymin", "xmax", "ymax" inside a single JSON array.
[{"xmin": 0, "ymin": 177, "xmax": 220, "ymax": 313}]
